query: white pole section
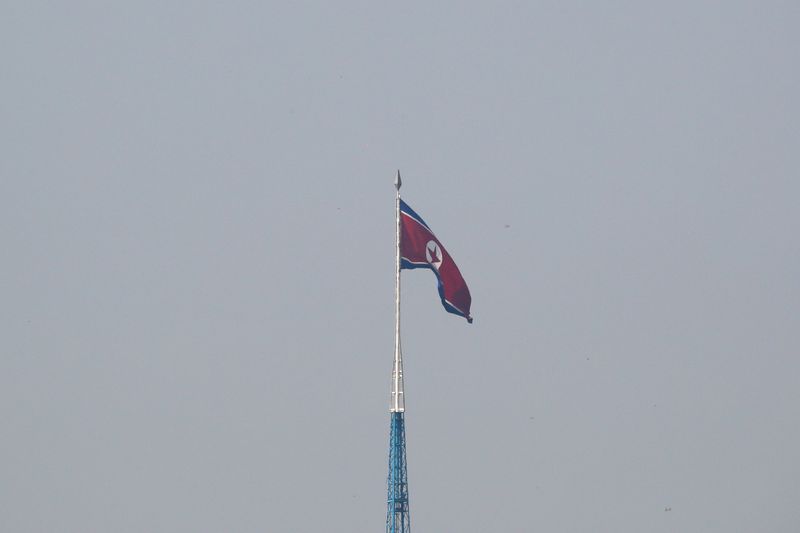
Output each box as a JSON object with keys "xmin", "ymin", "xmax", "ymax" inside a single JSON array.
[{"xmin": 391, "ymin": 170, "xmax": 405, "ymax": 413}]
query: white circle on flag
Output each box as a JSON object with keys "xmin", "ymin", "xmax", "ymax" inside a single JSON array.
[{"xmin": 425, "ymin": 240, "xmax": 442, "ymax": 269}]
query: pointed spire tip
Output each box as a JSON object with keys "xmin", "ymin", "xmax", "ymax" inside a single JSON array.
[{"xmin": 395, "ymin": 170, "xmax": 402, "ymax": 190}]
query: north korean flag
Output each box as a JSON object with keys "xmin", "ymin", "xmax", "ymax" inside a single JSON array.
[{"xmin": 400, "ymin": 199, "xmax": 473, "ymax": 323}]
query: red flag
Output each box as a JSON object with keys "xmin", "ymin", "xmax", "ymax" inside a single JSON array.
[{"xmin": 400, "ymin": 199, "xmax": 472, "ymax": 323}]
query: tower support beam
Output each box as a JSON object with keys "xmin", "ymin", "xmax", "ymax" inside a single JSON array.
[{"xmin": 386, "ymin": 411, "xmax": 410, "ymax": 533}]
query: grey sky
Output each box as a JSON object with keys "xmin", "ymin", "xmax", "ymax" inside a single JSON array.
[{"xmin": 2, "ymin": 2, "xmax": 799, "ymax": 532}]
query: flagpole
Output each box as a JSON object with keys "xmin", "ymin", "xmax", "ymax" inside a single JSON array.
[
  {"xmin": 392, "ymin": 170, "xmax": 404, "ymax": 413},
  {"xmin": 386, "ymin": 170, "xmax": 410, "ymax": 533}
]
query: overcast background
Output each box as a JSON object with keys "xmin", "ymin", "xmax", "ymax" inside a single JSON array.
[{"xmin": 2, "ymin": 2, "xmax": 799, "ymax": 532}]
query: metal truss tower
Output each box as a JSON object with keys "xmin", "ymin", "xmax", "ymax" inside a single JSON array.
[
  {"xmin": 387, "ymin": 171, "xmax": 411, "ymax": 533},
  {"xmin": 386, "ymin": 410, "xmax": 410, "ymax": 533}
]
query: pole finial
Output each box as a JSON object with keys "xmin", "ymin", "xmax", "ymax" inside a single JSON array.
[{"xmin": 395, "ymin": 170, "xmax": 402, "ymax": 190}]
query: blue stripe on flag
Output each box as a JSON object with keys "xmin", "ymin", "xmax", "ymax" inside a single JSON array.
[{"xmin": 399, "ymin": 199, "xmax": 431, "ymax": 231}]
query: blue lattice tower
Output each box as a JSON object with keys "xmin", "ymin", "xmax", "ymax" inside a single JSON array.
[
  {"xmin": 386, "ymin": 411, "xmax": 410, "ymax": 533},
  {"xmin": 386, "ymin": 171, "xmax": 411, "ymax": 532}
]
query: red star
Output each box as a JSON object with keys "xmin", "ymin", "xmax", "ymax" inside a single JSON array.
[{"xmin": 427, "ymin": 243, "xmax": 441, "ymax": 265}]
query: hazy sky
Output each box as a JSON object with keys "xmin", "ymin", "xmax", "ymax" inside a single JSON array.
[{"xmin": 2, "ymin": 2, "xmax": 799, "ymax": 532}]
